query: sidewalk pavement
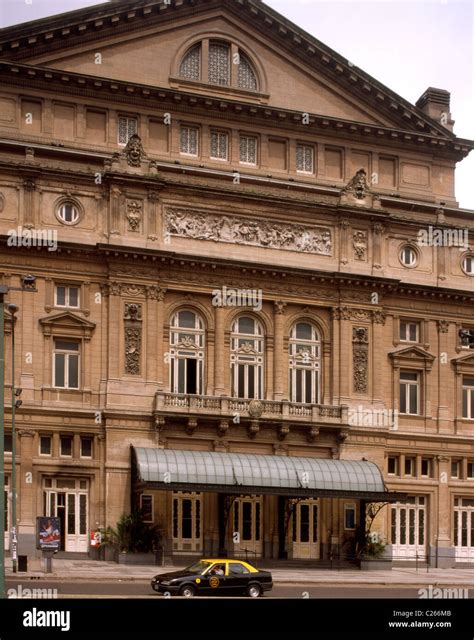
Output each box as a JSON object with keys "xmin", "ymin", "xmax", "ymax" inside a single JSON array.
[{"xmin": 5, "ymin": 558, "xmax": 474, "ymax": 586}]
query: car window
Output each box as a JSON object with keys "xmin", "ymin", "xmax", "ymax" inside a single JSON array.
[
  {"xmin": 229, "ymin": 563, "xmax": 250, "ymax": 575},
  {"xmin": 186, "ymin": 560, "xmax": 212, "ymax": 574},
  {"xmin": 206, "ymin": 563, "xmax": 225, "ymax": 576}
]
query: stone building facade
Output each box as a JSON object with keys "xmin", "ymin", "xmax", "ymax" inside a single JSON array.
[{"xmin": 0, "ymin": 0, "xmax": 473, "ymax": 566}]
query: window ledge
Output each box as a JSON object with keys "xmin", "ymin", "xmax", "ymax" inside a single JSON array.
[{"xmin": 169, "ymin": 76, "xmax": 270, "ymax": 103}]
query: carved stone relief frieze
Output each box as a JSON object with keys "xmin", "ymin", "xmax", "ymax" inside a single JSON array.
[{"xmin": 164, "ymin": 208, "xmax": 333, "ymax": 256}]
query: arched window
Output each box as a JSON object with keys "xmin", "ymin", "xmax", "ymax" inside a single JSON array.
[
  {"xmin": 179, "ymin": 43, "xmax": 202, "ymax": 81},
  {"xmin": 231, "ymin": 316, "xmax": 264, "ymax": 399},
  {"xmin": 178, "ymin": 39, "xmax": 259, "ymax": 92},
  {"xmin": 208, "ymin": 41, "xmax": 230, "ymax": 86},
  {"xmin": 289, "ymin": 322, "xmax": 321, "ymax": 404},
  {"xmin": 238, "ymin": 53, "xmax": 257, "ymax": 91},
  {"xmin": 169, "ymin": 310, "xmax": 205, "ymax": 394}
]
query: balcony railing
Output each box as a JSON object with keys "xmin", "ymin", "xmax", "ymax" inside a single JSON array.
[{"xmin": 154, "ymin": 392, "xmax": 347, "ymax": 425}]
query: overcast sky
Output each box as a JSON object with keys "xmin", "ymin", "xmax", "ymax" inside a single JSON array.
[{"xmin": 1, "ymin": 0, "xmax": 473, "ymax": 209}]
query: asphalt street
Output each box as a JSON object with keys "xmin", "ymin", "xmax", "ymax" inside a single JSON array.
[{"xmin": 5, "ymin": 578, "xmax": 459, "ymax": 599}]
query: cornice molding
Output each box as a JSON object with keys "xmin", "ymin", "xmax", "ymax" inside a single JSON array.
[
  {"xmin": 0, "ymin": 62, "xmax": 470, "ymax": 159},
  {"xmin": 0, "ymin": 0, "xmax": 462, "ymax": 142}
]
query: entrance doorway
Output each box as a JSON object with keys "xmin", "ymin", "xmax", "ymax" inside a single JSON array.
[
  {"xmin": 454, "ymin": 498, "xmax": 474, "ymax": 562},
  {"xmin": 43, "ymin": 478, "xmax": 89, "ymax": 552},
  {"xmin": 172, "ymin": 491, "xmax": 202, "ymax": 554},
  {"xmin": 231, "ymin": 496, "xmax": 263, "ymax": 559},
  {"xmin": 291, "ymin": 499, "xmax": 320, "ymax": 559},
  {"xmin": 391, "ymin": 496, "xmax": 427, "ymax": 560}
]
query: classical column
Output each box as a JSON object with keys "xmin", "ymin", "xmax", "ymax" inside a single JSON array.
[
  {"xmin": 437, "ymin": 320, "xmax": 450, "ymax": 432},
  {"xmin": 146, "ymin": 286, "xmax": 159, "ymax": 384},
  {"xmin": 433, "ymin": 456, "xmax": 456, "ymax": 568},
  {"xmin": 273, "ymin": 301, "xmax": 286, "ymax": 401},
  {"xmin": 156, "ymin": 288, "xmax": 166, "ymax": 391},
  {"xmin": 22, "ymin": 178, "xmax": 36, "ymax": 228},
  {"xmin": 107, "ymin": 282, "xmax": 121, "ymax": 379},
  {"xmin": 109, "ymin": 186, "xmax": 121, "ymax": 235},
  {"xmin": 147, "ymin": 191, "xmax": 159, "ymax": 241},
  {"xmin": 214, "ymin": 305, "xmax": 225, "ymax": 396},
  {"xmin": 331, "ymin": 307, "xmax": 342, "ymax": 403},
  {"xmin": 339, "ymin": 219, "xmax": 350, "ymax": 266},
  {"xmin": 18, "ymin": 429, "xmax": 35, "ymax": 555},
  {"xmin": 372, "ymin": 310, "xmax": 386, "ymax": 406},
  {"xmin": 372, "ymin": 223, "xmax": 384, "ymax": 273}
]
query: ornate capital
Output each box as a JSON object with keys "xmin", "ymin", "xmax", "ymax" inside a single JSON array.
[
  {"xmin": 274, "ymin": 300, "xmax": 287, "ymax": 315},
  {"xmin": 23, "ymin": 178, "xmax": 36, "ymax": 192},
  {"xmin": 146, "ymin": 286, "xmax": 164, "ymax": 301},
  {"xmin": 437, "ymin": 320, "xmax": 449, "ymax": 333},
  {"xmin": 339, "ymin": 218, "xmax": 350, "ymax": 229},
  {"xmin": 372, "ymin": 309, "xmax": 386, "ymax": 325},
  {"xmin": 18, "ymin": 429, "xmax": 35, "ymax": 438}
]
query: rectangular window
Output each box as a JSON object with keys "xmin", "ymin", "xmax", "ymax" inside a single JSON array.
[
  {"xmin": 240, "ymin": 135, "xmax": 257, "ymax": 165},
  {"xmin": 388, "ymin": 455, "xmax": 399, "ymax": 476},
  {"xmin": 210, "ymin": 131, "xmax": 228, "ymax": 161},
  {"xmin": 296, "ymin": 144, "xmax": 314, "ymax": 174},
  {"xmin": 400, "ymin": 371, "xmax": 420, "ymax": 415},
  {"xmin": 451, "ymin": 460, "xmax": 461, "ymax": 479},
  {"xmin": 118, "ymin": 116, "xmax": 137, "ymax": 145},
  {"xmin": 462, "ymin": 376, "xmax": 474, "ymax": 419},
  {"xmin": 421, "ymin": 458, "xmax": 432, "ymax": 478},
  {"xmin": 140, "ymin": 495, "xmax": 154, "ymax": 523},
  {"xmin": 4, "ymin": 433, "xmax": 12, "ymax": 453},
  {"xmin": 400, "ymin": 321, "xmax": 420, "ymax": 343},
  {"xmin": 80, "ymin": 437, "xmax": 92, "ymax": 459},
  {"xmin": 55, "ymin": 285, "xmax": 79, "ymax": 308},
  {"xmin": 459, "ymin": 328, "xmax": 474, "ymax": 349},
  {"xmin": 180, "ymin": 125, "xmax": 199, "ymax": 156},
  {"xmin": 404, "ymin": 457, "xmax": 415, "ymax": 476},
  {"xmin": 344, "ymin": 504, "xmax": 356, "ymax": 530},
  {"xmin": 60, "ymin": 436, "xmax": 73, "ymax": 457},
  {"xmin": 54, "ymin": 340, "xmax": 80, "ymax": 389},
  {"xmin": 40, "ymin": 436, "xmax": 52, "ymax": 456},
  {"xmin": 468, "ymin": 461, "xmax": 474, "ymax": 479}
]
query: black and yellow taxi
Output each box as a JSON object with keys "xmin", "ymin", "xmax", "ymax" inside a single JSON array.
[{"xmin": 151, "ymin": 558, "xmax": 273, "ymax": 598}]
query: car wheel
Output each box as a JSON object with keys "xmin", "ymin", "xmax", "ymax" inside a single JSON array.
[
  {"xmin": 247, "ymin": 583, "xmax": 262, "ymax": 598},
  {"xmin": 179, "ymin": 584, "xmax": 196, "ymax": 598}
]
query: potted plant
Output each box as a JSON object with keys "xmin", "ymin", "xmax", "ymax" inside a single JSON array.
[
  {"xmin": 99, "ymin": 526, "xmax": 120, "ymax": 562},
  {"xmin": 111, "ymin": 511, "xmax": 162, "ymax": 565}
]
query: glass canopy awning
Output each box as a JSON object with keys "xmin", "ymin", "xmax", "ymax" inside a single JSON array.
[{"xmin": 132, "ymin": 447, "xmax": 404, "ymax": 501}]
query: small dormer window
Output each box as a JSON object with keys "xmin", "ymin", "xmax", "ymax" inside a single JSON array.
[{"xmin": 178, "ymin": 39, "xmax": 258, "ymax": 92}]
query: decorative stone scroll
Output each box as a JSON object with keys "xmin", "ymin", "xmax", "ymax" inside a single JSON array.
[
  {"xmin": 353, "ymin": 326, "xmax": 369, "ymax": 394},
  {"xmin": 164, "ymin": 208, "xmax": 332, "ymax": 256},
  {"xmin": 126, "ymin": 200, "xmax": 142, "ymax": 232}
]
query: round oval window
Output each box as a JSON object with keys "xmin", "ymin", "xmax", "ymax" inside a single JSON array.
[{"xmin": 58, "ymin": 202, "xmax": 79, "ymax": 224}]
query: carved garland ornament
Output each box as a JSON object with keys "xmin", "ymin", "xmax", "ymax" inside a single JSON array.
[
  {"xmin": 124, "ymin": 302, "xmax": 142, "ymax": 375},
  {"xmin": 353, "ymin": 326, "xmax": 369, "ymax": 394},
  {"xmin": 165, "ymin": 208, "xmax": 333, "ymax": 256}
]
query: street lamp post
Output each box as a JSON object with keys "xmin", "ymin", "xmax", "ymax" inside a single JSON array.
[
  {"xmin": 8, "ymin": 304, "xmax": 18, "ymax": 574},
  {"xmin": 0, "ymin": 284, "xmax": 9, "ymax": 599}
]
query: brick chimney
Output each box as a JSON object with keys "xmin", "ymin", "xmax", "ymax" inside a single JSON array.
[{"xmin": 416, "ymin": 87, "xmax": 454, "ymax": 132}]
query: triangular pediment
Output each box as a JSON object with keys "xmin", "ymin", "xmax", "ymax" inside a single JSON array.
[
  {"xmin": 0, "ymin": 0, "xmax": 456, "ymax": 136},
  {"xmin": 39, "ymin": 311, "xmax": 96, "ymax": 337},
  {"xmin": 452, "ymin": 352, "xmax": 474, "ymax": 372},
  {"xmin": 389, "ymin": 346, "xmax": 436, "ymax": 362}
]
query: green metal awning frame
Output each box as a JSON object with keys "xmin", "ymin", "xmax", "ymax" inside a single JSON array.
[{"xmin": 132, "ymin": 447, "xmax": 405, "ymax": 502}]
